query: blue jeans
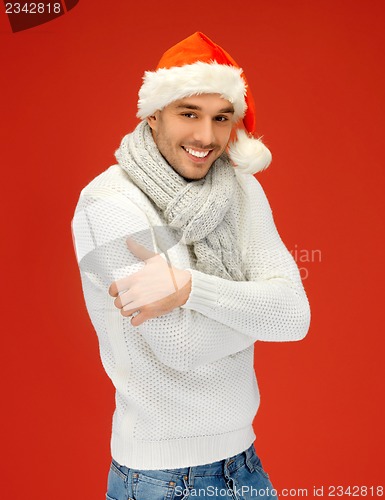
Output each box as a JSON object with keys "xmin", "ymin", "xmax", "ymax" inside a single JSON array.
[{"xmin": 106, "ymin": 444, "xmax": 278, "ymax": 499}]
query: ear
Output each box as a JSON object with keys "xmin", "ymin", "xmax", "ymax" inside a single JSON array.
[{"xmin": 146, "ymin": 113, "xmax": 158, "ymax": 132}]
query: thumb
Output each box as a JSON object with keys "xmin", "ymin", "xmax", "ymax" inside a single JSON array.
[{"xmin": 126, "ymin": 237, "xmax": 157, "ymax": 261}]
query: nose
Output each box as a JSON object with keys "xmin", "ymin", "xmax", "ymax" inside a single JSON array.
[{"xmin": 192, "ymin": 118, "xmax": 215, "ymax": 147}]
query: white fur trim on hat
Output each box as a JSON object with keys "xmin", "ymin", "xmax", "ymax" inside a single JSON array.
[
  {"xmin": 228, "ymin": 129, "xmax": 272, "ymax": 174},
  {"xmin": 137, "ymin": 61, "xmax": 247, "ymax": 120}
]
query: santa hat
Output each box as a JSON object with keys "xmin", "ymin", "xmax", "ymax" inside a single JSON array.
[{"xmin": 137, "ymin": 32, "xmax": 272, "ymax": 174}]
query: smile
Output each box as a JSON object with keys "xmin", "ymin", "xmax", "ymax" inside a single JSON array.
[{"xmin": 182, "ymin": 146, "xmax": 211, "ymax": 158}]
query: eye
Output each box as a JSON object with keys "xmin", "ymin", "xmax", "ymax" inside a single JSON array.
[
  {"xmin": 182, "ymin": 113, "xmax": 197, "ymax": 119},
  {"xmin": 215, "ymin": 115, "xmax": 229, "ymax": 122}
]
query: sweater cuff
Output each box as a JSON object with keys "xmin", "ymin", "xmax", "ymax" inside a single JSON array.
[{"xmin": 181, "ymin": 269, "xmax": 219, "ymax": 314}]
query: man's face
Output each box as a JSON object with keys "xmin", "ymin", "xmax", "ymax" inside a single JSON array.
[{"xmin": 147, "ymin": 94, "xmax": 235, "ymax": 181}]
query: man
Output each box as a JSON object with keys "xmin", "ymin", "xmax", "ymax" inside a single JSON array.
[{"xmin": 72, "ymin": 32, "xmax": 310, "ymax": 500}]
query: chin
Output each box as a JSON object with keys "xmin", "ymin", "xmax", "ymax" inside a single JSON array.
[
  {"xmin": 169, "ymin": 156, "xmax": 213, "ymax": 181},
  {"xmin": 182, "ymin": 174, "xmax": 205, "ymax": 182},
  {"xmin": 183, "ymin": 169, "xmax": 210, "ymax": 182}
]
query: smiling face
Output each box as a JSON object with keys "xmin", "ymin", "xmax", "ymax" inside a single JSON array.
[{"xmin": 146, "ymin": 94, "xmax": 235, "ymax": 181}]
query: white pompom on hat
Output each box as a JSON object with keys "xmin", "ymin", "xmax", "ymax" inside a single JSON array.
[{"xmin": 137, "ymin": 32, "xmax": 272, "ymax": 174}]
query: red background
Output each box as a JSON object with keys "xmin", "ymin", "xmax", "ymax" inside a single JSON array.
[{"xmin": 1, "ymin": 1, "xmax": 384, "ymax": 497}]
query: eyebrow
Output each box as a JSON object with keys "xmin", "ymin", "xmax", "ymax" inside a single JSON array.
[{"xmin": 175, "ymin": 103, "xmax": 235, "ymax": 114}]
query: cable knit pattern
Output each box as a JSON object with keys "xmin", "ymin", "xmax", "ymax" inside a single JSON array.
[
  {"xmin": 71, "ymin": 160, "xmax": 311, "ymax": 470},
  {"xmin": 115, "ymin": 121, "xmax": 245, "ymax": 281}
]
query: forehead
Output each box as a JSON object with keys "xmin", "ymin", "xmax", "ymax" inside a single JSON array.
[{"xmin": 167, "ymin": 93, "xmax": 234, "ymax": 113}]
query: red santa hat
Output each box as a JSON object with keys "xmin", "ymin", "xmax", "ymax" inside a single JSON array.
[{"xmin": 137, "ymin": 32, "xmax": 272, "ymax": 174}]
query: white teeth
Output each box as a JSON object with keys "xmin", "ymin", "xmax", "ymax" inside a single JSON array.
[{"xmin": 184, "ymin": 147, "xmax": 210, "ymax": 158}]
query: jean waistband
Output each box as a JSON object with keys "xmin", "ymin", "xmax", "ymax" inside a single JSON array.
[{"xmin": 113, "ymin": 443, "xmax": 256, "ymax": 479}]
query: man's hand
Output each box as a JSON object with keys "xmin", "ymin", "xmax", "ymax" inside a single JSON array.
[{"xmin": 108, "ymin": 238, "xmax": 192, "ymax": 327}]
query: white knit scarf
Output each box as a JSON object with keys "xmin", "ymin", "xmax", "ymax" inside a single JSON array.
[{"xmin": 115, "ymin": 121, "xmax": 245, "ymax": 281}]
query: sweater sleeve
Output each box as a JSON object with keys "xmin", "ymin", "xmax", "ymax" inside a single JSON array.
[{"xmin": 181, "ymin": 175, "xmax": 311, "ymax": 343}]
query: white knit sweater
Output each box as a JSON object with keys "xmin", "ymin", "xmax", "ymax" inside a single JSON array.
[{"xmin": 72, "ymin": 164, "xmax": 311, "ymax": 470}]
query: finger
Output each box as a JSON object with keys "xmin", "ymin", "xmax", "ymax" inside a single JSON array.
[
  {"xmin": 126, "ymin": 237, "xmax": 158, "ymax": 261},
  {"xmin": 114, "ymin": 289, "xmax": 135, "ymax": 309},
  {"xmin": 108, "ymin": 274, "xmax": 135, "ymax": 297},
  {"xmin": 122, "ymin": 298, "xmax": 146, "ymax": 312},
  {"xmin": 120, "ymin": 308, "xmax": 143, "ymax": 324},
  {"xmin": 131, "ymin": 311, "xmax": 147, "ymax": 327},
  {"xmin": 108, "ymin": 282, "xmax": 119, "ymax": 297},
  {"xmin": 121, "ymin": 307, "xmax": 138, "ymax": 317}
]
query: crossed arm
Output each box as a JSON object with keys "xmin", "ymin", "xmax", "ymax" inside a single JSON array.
[{"xmin": 72, "ymin": 176, "xmax": 310, "ymax": 371}]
